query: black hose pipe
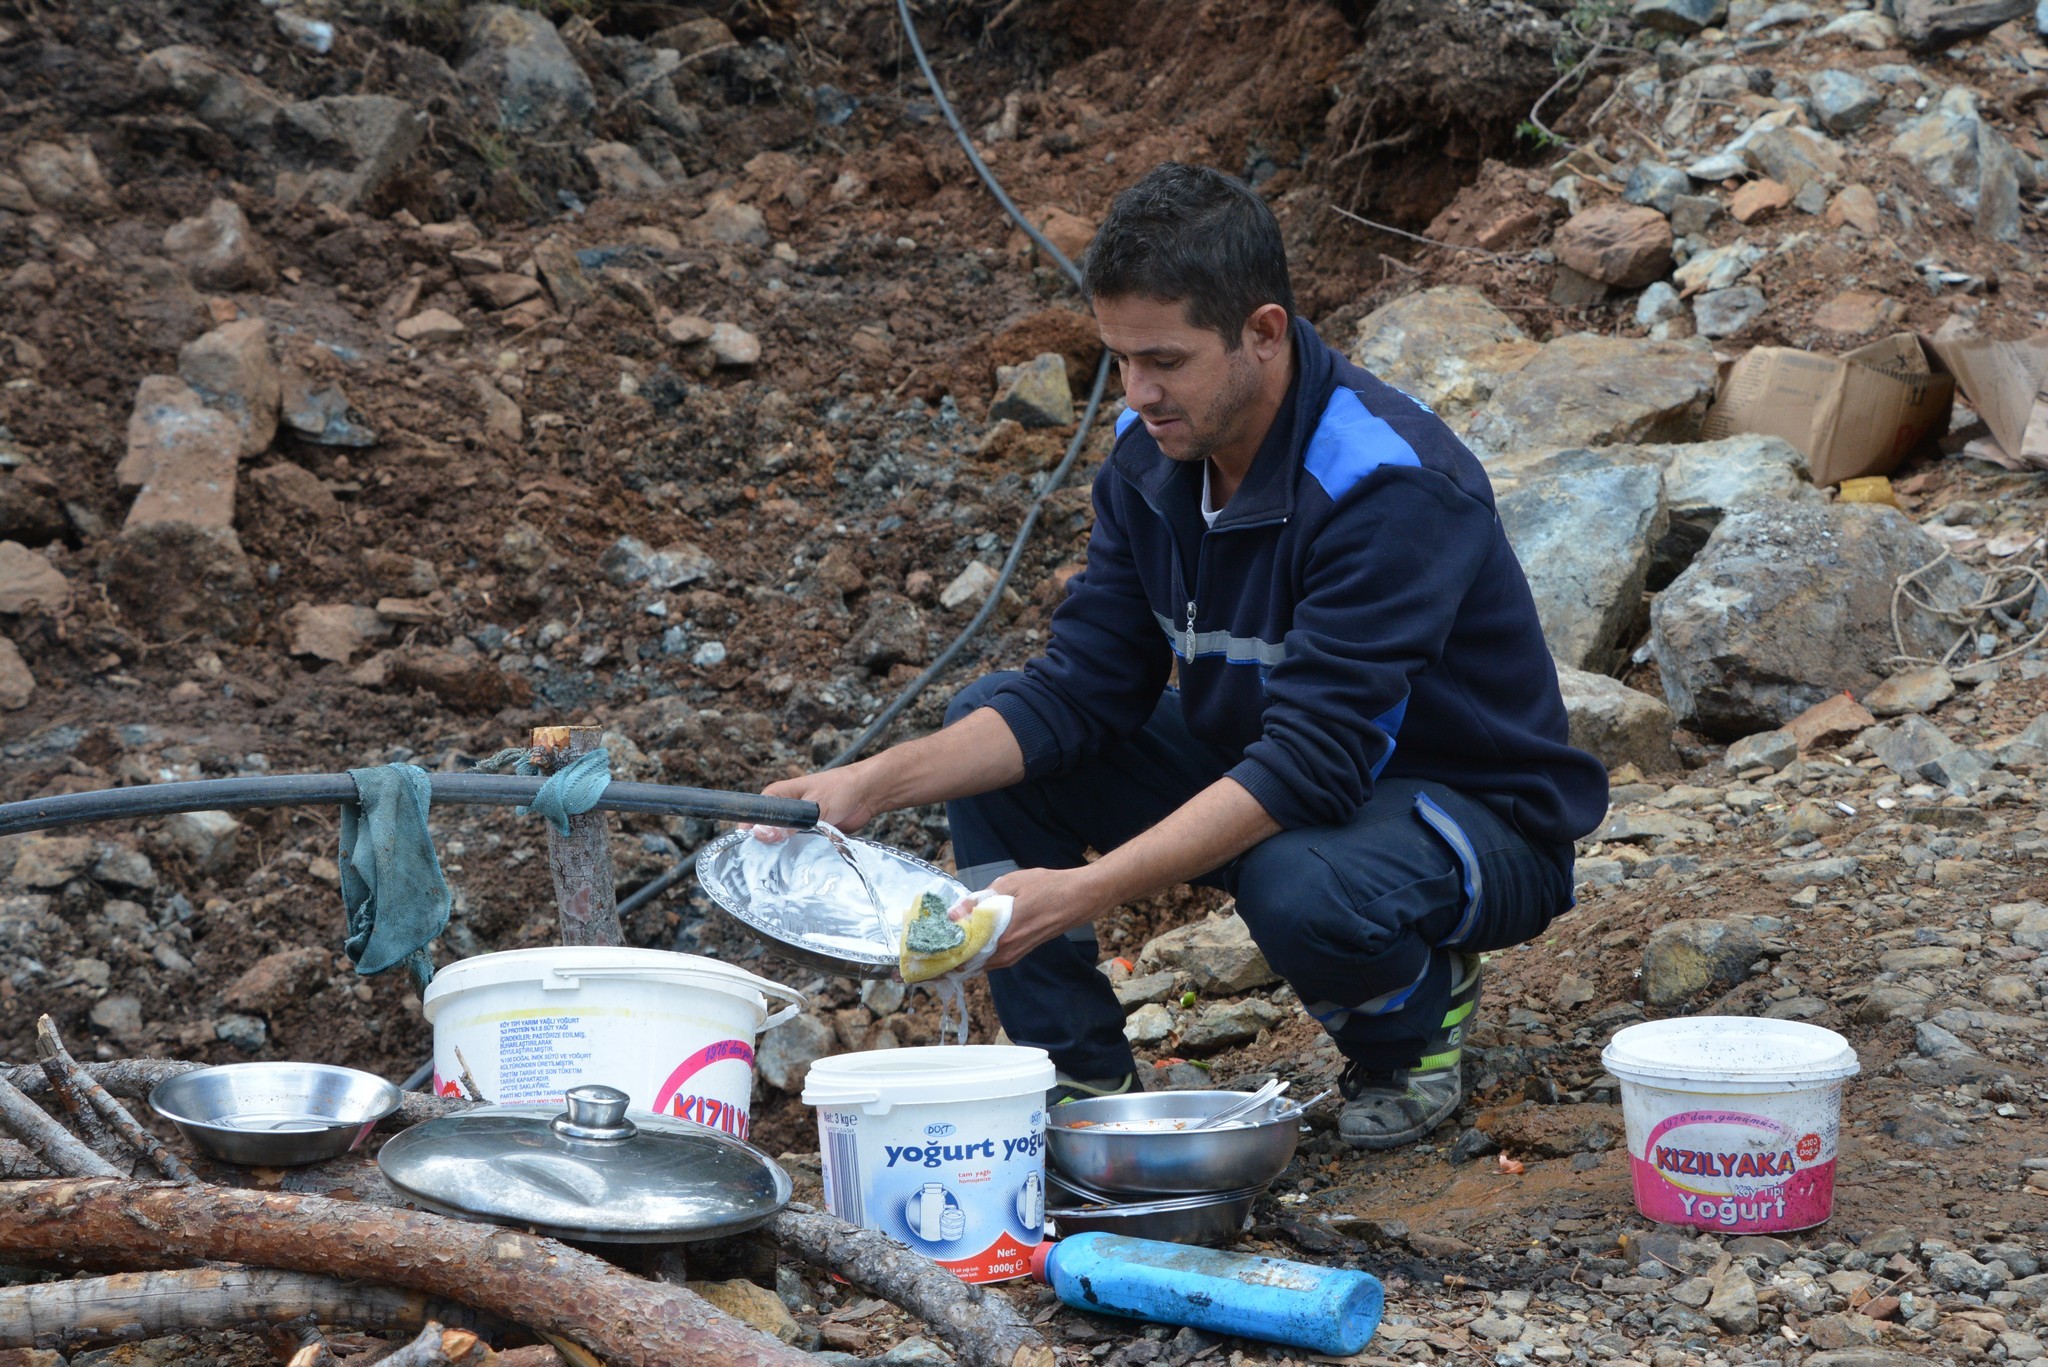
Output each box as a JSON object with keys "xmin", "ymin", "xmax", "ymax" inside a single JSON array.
[{"xmin": 0, "ymin": 774, "xmax": 818, "ymax": 839}]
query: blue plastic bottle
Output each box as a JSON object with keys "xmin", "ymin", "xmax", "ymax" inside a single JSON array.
[{"xmin": 1030, "ymin": 1232, "xmax": 1384, "ymax": 1355}]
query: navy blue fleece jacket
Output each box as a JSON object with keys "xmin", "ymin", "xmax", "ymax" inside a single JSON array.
[{"xmin": 983, "ymin": 317, "xmax": 1609, "ymax": 848}]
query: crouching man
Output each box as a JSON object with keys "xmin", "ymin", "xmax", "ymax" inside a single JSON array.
[{"xmin": 764, "ymin": 162, "xmax": 1608, "ymax": 1150}]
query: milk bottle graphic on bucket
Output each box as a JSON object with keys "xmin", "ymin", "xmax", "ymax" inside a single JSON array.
[{"xmin": 803, "ymin": 1045, "xmax": 1054, "ymax": 1283}]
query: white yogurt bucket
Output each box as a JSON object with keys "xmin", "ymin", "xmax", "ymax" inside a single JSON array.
[
  {"xmin": 804, "ymin": 1045, "xmax": 1055, "ymax": 1283},
  {"xmin": 1603, "ymin": 1017, "xmax": 1859, "ymax": 1233},
  {"xmin": 421, "ymin": 946, "xmax": 803, "ymax": 1139}
]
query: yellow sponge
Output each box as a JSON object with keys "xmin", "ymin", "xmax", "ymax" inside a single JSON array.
[{"xmin": 899, "ymin": 891, "xmax": 999, "ymax": 984}]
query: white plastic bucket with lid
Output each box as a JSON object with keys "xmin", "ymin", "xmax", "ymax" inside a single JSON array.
[
  {"xmin": 1602, "ymin": 1017, "xmax": 1859, "ymax": 1234},
  {"xmin": 422, "ymin": 946, "xmax": 803, "ymax": 1139},
  {"xmin": 804, "ymin": 1045, "xmax": 1055, "ymax": 1283}
]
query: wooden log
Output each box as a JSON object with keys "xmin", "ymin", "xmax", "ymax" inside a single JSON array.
[
  {"xmin": 1, "ymin": 1060, "xmax": 473, "ymax": 1130},
  {"xmin": 767, "ymin": 1204, "xmax": 1055, "ymax": 1367},
  {"xmin": 375, "ymin": 1321, "xmax": 485, "ymax": 1365},
  {"xmin": 36, "ymin": 1015, "xmax": 197, "ymax": 1184},
  {"xmin": 0, "ymin": 1268, "xmax": 493, "ymax": 1349},
  {"xmin": 34, "ymin": 1035, "xmax": 123, "ymax": 1171},
  {"xmin": 0, "ymin": 1076, "xmax": 119, "ymax": 1178},
  {"xmin": 530, "ymin": 725, "xmax": 622, "ymax": 947},
  {"xmin": 1899, "ymin": 0, "xmax": 2032, "ymax": 51},
  {"xmin": 0, "ymin": 1180, "xmax": 814, "ymax": 1367},
  {"xmin": 1, "ymin": 1137, "xmax": 49, "ymax": 1179}
]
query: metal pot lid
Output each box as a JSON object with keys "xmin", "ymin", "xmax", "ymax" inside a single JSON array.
[{"xmin": 377, "ymin": 1084, "xmax": 791, "ymax": 1243}]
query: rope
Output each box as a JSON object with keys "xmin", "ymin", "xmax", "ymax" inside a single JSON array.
[
  {"xmin": 515, "ymin": 748, "xmax": 614, "ymax": 837},
  {"xmin": 1890, "ymin": 541, "xmax": 2048, "ymax": 670}
]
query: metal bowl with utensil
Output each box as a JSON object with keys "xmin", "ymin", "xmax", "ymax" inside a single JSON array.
[
  {"xmin": 150, "ymin": 1062, "xmax": 402, "ymax": 1167},
  {"xmin": 1046, "ymin": 1169, "xmax": 1262, "ymax": 1246},
  {"xmin": 1047, "ymin": 1089, "xmax": 1302, "ymax": 1196}
]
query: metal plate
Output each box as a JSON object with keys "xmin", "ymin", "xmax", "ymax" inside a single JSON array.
[
  {"xmin": 378, "ymin": 1097, "xmax": 791, "ymax": 1244},
  {"xmin": 695, "ymin": 828, "xmax": 965, "ymax": 979}
]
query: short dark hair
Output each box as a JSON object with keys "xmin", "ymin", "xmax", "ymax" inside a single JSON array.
[{"xmin": 1082, "ymin": 162, "xmax": 1296, "ymax": 350}]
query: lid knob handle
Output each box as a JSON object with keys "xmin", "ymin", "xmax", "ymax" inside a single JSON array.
[{"xmin": 553, "ymin": 1084, "xmax": 637, "ymax": 1142}]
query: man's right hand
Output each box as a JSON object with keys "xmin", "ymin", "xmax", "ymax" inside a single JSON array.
[{"xmin": 753, "ymin": 765, "xmax": 882, "ymax": 840}]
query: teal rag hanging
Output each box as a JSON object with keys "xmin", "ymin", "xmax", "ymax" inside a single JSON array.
[
  {"xmin": 517, "ymin": 747, "xmax": 613, "ymax": 835},
  {"xmin": 340, "ymin": 763, "xmax": 450, "ymax": 990}
]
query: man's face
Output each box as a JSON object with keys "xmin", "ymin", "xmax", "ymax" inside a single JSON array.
[{"xmin": 1094, "ymin": 295, "xmax": 1264, "ymax": 465}]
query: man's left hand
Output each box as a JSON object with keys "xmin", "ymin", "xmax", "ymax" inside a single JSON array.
[{"xmin": 978, "ymin": 866, "xmax": 1109, "ymax": 971}]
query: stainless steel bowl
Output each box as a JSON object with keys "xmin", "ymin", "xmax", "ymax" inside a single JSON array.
[
  {"xmin": 1047, "ymin": 1090, "xmax": 1300, "ymax": 1196},
  {"xmin": 1046, "ymin": 1170, "xmax": 1262, "ymax": 1247},
  {"xmin": 150, "ymin": 1062, "xmax": 402, "ymax": 1167}
]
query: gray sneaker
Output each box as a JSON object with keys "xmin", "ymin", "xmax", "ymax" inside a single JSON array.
[
  {"xmin": 1337, "ymin": 952, "xmax": 1480, "ymax": 1151},
  {"xmin": 1048, "ymin": 1071, "xmax": 1142, "ymax": 1107}
]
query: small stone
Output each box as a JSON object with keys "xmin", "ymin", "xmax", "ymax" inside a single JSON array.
[
  {"xmin": 1669, "ymin": 194, "xmax": 1723, "ymax": 238},
  {"xmin": 166, "ymin": 809, "xmax": 241, "ymax": 872},
  {"xmin": 1124, "ymin": 1001, "xmax": 1175, "ymax": 1045},
  {"xmin": 1674, "ymin": 241, "xmax": 1763, "ymax": 296},
  {"xmin": 1865, "ymin": 715, "xmax": 1960, "ymax": 777},
  {"xmin": 1742, "ymin": 126, "xmax": 1846, "ymax": 196},
  {"xmin": 690, "ymin": 189, "xmax": 769, "ymax": 247},
  {"xmin": 1624, "ymin": 163, "xmax": 1693, "ymax": 214},
  {"xmin": 1137, "ymin": 910, "xmax": 1280, "ymax": 993},
  {"xmin": 464, "ymin": 272, "xmax": 543, "ymax": 310},
  {"xmin": 1864, "ymin": 665, "xmax": 1954, "ymax": 716},
  {"xmin": 0, "ymin": 637, "xmax": 35, "ymax": 710},
  {"xmin": 282, "ymin": 603, "xmax": 387, "ymax": 665},
  {"xmin": 215, "ymin": 1013, "xmax": 267, "ymax": 1051},
  {"xmin": 1784, "ymin": 692, "xmax": 1875, "ymax": 750},
  {"xmin": 1928, "ymin": 1250, "xmax": 2007, "ymax": 1294},
  {"xmin": 1553, "ymin": 205, "xmax": 1675, "ymax": 288},
  {"xmin": 754, "ymin": 1011, "xmax": 834, "ymax": 1092},
  {"xmin": 1826, "ymin": 184, "xmax": 1883, "ymax": 235},
  {"xmin": 1813, "ymin": 289, "xmax": 1906, "ymax": 336},
  {"xmin": 1692, "ymin": 285, "xmax": 1767, "ymax": 338},
  {"xmin": 163, "ymin": 198, "xmax": 274, "ymax": 292},
  {"xmin": 395, "ymin": 309, "xmax": 467, "ymax": 344},
  {"xmin": 90, "ymin": 995, "xmax": 144, "ymax": 1038},
  {"xmin": 178, "ymin": 318, "xmax": 281, "ymax": 458},
  {"xmin": 939, "ymin": 560, "xmax": 999, "ymax": 610},
  {"xmin": 0, "ymin": 540, "xmax": 68, "ymax": 614},
  {"xmin": 11, "ymin": 835, "xmax": 94, "ymax": 888},
  {"xmin": 583, "ymin": 141, "xmax": 666, "ymax": 196},
  {"xmin": 708, "ymin": 322, "xmax": 760, "ymax": 368},
  {"xmin": 1112, "ymin": 971, "xmax": 1180, "ymax": 1009},
  {"xmin": 1807, "ymin": 1313, "xmax": 1884, "ymax": 1350},
  {"xmin": 1642, "ymin": 918, "xmax": 1766, "ymax": 1007},
  {"xmin": 1706, "ymin": 1263, "xmax": 1760, "ymax": 1335},
  {"xmin": 279, "ymin": 373, "xmax": 376, "ymax": 448},
  {"xmin": 1730, "ymin": 178, "xmax": 1793, "ymax": 223},
  {"xmin": 223, "ymin": 947, "xmax": 331, "ymax": 1014},
  {"xmin": 1808, "ymin": 69, "xmax": 1885, "ymax": 133},
  {"xmin": 989, "ymin": 353, "xmax": 1076, "ymax": 429},
  {"xmin": 121, "ymin": 376, "xmax": 241, "ymax": 530},
  {"xmin": 91, "ymin": 847, "xmax": 156, "ymax": 891},
  {"xmin": 877, "ymin": 1337, "xmax": 954, "ymax": 1367},
  {"xmin": 251, "ymin": 462, "xmax": 342, "ymax": 521},
  {"xmin": 15, "ymin": 137, "xmax": 115, "ymax": 215},
  {"xmin": 664, "ymin": 314, "xmax": 714, "ymax": 345},
  {"xmin": 600, "ymin": 536, "xmax": 717, "ymax": 590},
  {"xmin": 1178, "ymin": 997, "xmax": 1284, "ymax": 1053},
  {"xmin": 1726, "ymin": 728, "xmax": 1798, "ymax": 772},
  {"xmin": 1636, "ymin": 281, "xmax": 1684, "ymax": 327},
  {"xmin": 1631, "ymin": 0, "xmax": 1728, "ymax": 31}
]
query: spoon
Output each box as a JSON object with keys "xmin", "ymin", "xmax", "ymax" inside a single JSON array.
[{"xmin": 1190, "ymin": 1077, "xmax": 1290, "ymax": 1131}]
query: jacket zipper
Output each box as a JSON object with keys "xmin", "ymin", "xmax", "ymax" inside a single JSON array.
[{"xmin": 1114, "ymin": 462, "xmax": 1288, "ymax": 661}]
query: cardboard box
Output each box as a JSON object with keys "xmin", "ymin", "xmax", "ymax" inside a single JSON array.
[
  {"xmin": 1925, "ymin": 332, "xmax": 2048, "ymax": 472},
  {"xmin": 1700, "ymin": 333, "xmax": 1954, "ymax": 488}
]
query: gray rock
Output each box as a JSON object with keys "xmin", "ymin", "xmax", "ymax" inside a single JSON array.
[
  {"xmin": 274, "ymin": 96, "xmax": 426, "ymax": 210},
  {"xmin": 1348, "ymin": 286, "xmax": 1537, "ymax": 432},
  {"xmin": 1889, "ymin": 88, "xmax": 2024, "ymax": 242},
  {"xmin": 1692, "ymin": 285, "xmax": 1768, "ymax": 338},
  {"xmin": 754, "ymin": 1011, "xmax": 834, "ymax": 1092},
  {"xmin": 988, "ymin": 353, "xmax": 1074, "ymax": 429},
  {"xmin": 137, "ymin": 46, "xmax": 286, "ymax": 146},
  {"xmin": 1137, "ymin": 911, "xmax": 1280, "ymax": 993},
  {"xmin": 91, "ymin": 846, "xmax": 156, "ymax": 892},
  {"xmin": 1706, "ymin": 1263, "xmax": 1760, "ymax": 1336},
  {"xmin": 14, "ymin": 136, "xmax": 116, "ymax": 215},
  {"xmin": 1726, "ymin": 728, "xmax": 1797, "ymax": 772},
  {"xmin": 1641, "ymin": 918, "xmax": 1764, "ymax": 1007},
  {"xmin": 457, "ymin": 5, "xmax": 595, "ymax": 134},
  {"xmin": 1179, "ymin": 997, "xmax": 1284, "ymax": 1053},
  {"xmin": 1624, "ymin": 163, "xmax": 1692, "ymax": 215},
  {"xmin": 600, "ymin": 536, "xmax": 717, "ymax": 590},
  {"xmin": 848, "ymin": 593, "xmax": 925, "ymax": 673},
  {"xmin": 1805, "ymin": 1352, "xmax": 1938, "ymax": 1367},
  {"xmin": 1650, "ymin": 434, "xmax": 1819, "ymax": 581},
  {"xmin": 1492, "ymin": 447, "xmax": 1668, "ymax": 671},
  {"xmin": 1555, "ymin": 663, "xmax": 1679, "ymax": 771},
  {"xmin": 1112, "ymin": 971, "xmax": 1180, "ymax": 1009},
  {"xmin": 707, "ymin": 323, "xmax": 760, "ymax": 369},
  {"xmin": 1686, "ymin": 150, "xmax": 1753, "ymax": 181},
  {"xmin": 163, "ymin": 198, "xmax": 274, "ymax": 292},
  {"xmin": 1808, "ymin": 69, "xmax": 1885, "ymax": 133},
  {"xmin": 1864, "ymin": 714, "xmax": 1960, "ymax": 777},
  {"xmin": 1976, "ymin": 1243, "xmax": 2040, "ymax": 1278},
  {"xmin": 1759, "ymin": 855, "xmax": 1859, "ymax": 884},
  {"xmin": 860, "ymin": 978, "xmax": 906, "ymax": 1016},
  {"xmin": 1635, "ymin": 281, "xmax": 1684, "ymax": 327},
  {"xmin": 167, "ymin": 810, "xmax": 240, "ymax": 872},
  {"xmin": 1470, "ymin": 1311, "xmax": 1525, "ymax": 1342},
  {"xmin": 1123, "ymin": 1002, "xmax": 1175, "ymax": 1045},
  {"xmin": 11, "ymin": 835, "xmax": 93, "ymax": 889},
  {"xmin": 1649, "ymin": 504, "xmax": 1984, "ymax": 737},
  {"xmin": 1673, "ymin": 241, "xmax": 1763, "ymax": 295},
  {"xmin": 215, "ymin": 1013, "xmax": 268, "ymax": 1052},
  {"xmin": 1923, "ymin": 747, "xmax": 1996, "ymax": 792},
  {"xmin": 1668, "ymin": 194, "xmax": 1724, "ymax": 238},
  {"xmin": 1928, "ymin": 1249, "xmax": 2007, "ymax": 1293},
  {"xmin": 876, "ymin": 1337, "xmax": 954, "ymax": 1367},
  {"xmin": 281, "ymin": 371, "xmax": 376, "ymax": 448},
  {"xmin": 1862, "ymin": 664, "xmax": 1954, "ymax": 716},
  {"xmin": 939, "ymin": 561, "xmax": 998, "ymax": 611},
  {"xmin": 1465, "ymin": 335, "xmax": 1717, "ymax": 459},
  {"xmin": 1632, "ymin": 0, "xmax": 1729, "ymax": 32},
  {"xmin": 90, "ymin": 995, "xmax": 144, "ymax": 1038}
]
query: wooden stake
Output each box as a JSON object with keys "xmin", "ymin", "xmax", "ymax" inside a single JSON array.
[
  {"xmin": 530, "ymin": 725, "xmax": 622, "ymax": 947},
  {"xmin": 0, "ymin": 1179, "xmax": 813, "ymax": 1367},
  {"xmin": 0, "ymin": 1076, "xmax": 119, "ymax": 1179}
]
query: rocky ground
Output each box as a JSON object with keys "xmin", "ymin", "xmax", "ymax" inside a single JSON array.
[{"xmin": 5, "ymin": 0, "xmax": 2048, "ymax": 1363}]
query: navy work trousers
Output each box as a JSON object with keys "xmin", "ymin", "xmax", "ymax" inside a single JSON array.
[{"xmin": 944, "ymin": 673, "xmax": 1577, "ymax": 1080}]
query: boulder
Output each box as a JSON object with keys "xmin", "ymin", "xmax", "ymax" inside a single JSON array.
[
  {"xmin": 0, "ymin": 636, "xmax": 33, "ymax": 710},
  {"xmin": 1137, "ymin": 910, "xmax": 1280, "ymax": 993},
  {"xmin": 1889, "ymin": 89, "xmax": 2024, "ymax": 242},
  {"xmin": 1647, "ymin": 434, "xmax": 1819, "ymax": 583},
  {"xmin": 1463, "ymin": 335, "xmax": 1717, "ymax": 459},
  {"xmin": 274, "ymin": 96, "xmax": 425, "ymax": 209},
  {"xmin": 1347, "ymin": 286, "xmax": 1538, "ymax": 431},
  {"xmin": 121, "ymin": 377, "xmax": 241, "ymax": 530},
  {"xmin": 457, "ymin": 5, "xmax": 596, "ymax": 134},
  {"xmin": 1491, "ymin": 447, "xmax": 1668, "ymax": 672},
  {"xmin": 1642, "ymin": 918, "xmax": 1765, "ymax": 1007},
  {"xmin": 163, "ymin": 199, "xmax": 275, "ymax": 292},
  {"xmin": 15, "ymin": 138, "xmax": 115, "ymax": 215},
  {"xmin": 1552, "ymin": 205, "xmax": 1674, "ymax": 288},
  {"xmin": 1650, "ymin": 504, "xmax": 1984, "ymax": 736},
  {"xmin": 103, "ymin": 523, "xmax": 257, "ymax": 642},
  {"xmin": 178, "ymin": 319, "xmax": 281, "ymax": 457},
  {"xmin": 138, "ymin": 46, "xmax": 284, "ymax": 145},
  {"xmin": 989, "ymin": 353, "xmax": 1075, "ymax": 428},
  {"xmin": 1555, "ymin": 664, "xmax": 1679, "ymax": 771},
  {"xmin": 0, "ymin": 541, "xmax": 68, "ymax": 614}
]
